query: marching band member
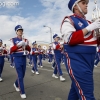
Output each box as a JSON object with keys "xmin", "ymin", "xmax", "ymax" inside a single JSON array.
[
  {"xmin": 3, "ymin": 44, "xmax": 8, "ymax": 60},
  {"xmin": 0, "ymin": 39, "xmax": 7, "ymax": 82},
  {"xmin": 10, "ymin": 25, "xmax": 31, "ymax": 99},
  {"xmin": 42, "ymin": 49, "xmax": 46, "ymax": 60},
  {"xmin": 52, "ymin": 34, "xmax": 65, "ymax": 82},
  {"xmin": 38, "ymin": 45, "xmax": 43, "ymax": 68},
  {"xmin": 61, "ymin": 0, "xmax": 100, "ymax": 99},
  {"xmin": 47, "ymin": 45, "xmax": 53, "ymax": 64},
  {"xmin": 31, "ymin": 41, "xmax": 39, "ymax": 75}
]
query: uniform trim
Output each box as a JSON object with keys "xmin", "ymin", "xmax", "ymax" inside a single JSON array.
[{"xmin": 64, "ymin": 52, "xmax": 86, "ymax": 100}]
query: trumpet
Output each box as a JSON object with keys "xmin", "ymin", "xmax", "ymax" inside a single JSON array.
[{"xmin": 92, "ymin": 0, "xmax": 100, "ymax": 35}]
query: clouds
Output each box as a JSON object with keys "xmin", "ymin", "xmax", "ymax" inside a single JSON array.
[
  {"xmin": 39, "ymin": 0, "xmax": 71, "ymax": 35},
  {"xmin": 0, "ymin": 14, "xmax": 51, "ymax": 45},
  {"xmin": 0, "ymin": 0, "xmax": 99, "ymax": 46},
  {"xmin": 40, "ymin": 0, "xmax": 68, "ymax": 9},
  {"xmin": 0, "ymin": 0, "xmax": 19, "ymax": 8}
]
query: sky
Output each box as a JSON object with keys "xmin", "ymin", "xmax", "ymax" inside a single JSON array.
[{"xmin": 0, "ymin": 0, "xmax": 99, "ymax": 45}]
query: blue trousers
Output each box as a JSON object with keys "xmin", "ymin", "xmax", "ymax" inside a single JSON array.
[
  {"xmin": 38, "ymin": 54, "xmax": 42, "ymax": 66},
  {"xmin": 94, "ymin": 52, "xmax": 100, "ymax": 65},
  {"xmin": 48, "ymin": 54, "xmax": 53, "ymax": 62},
  {"xmin": 14, "ymin": 56, "xmax": 26, "ymax": 94},
  {"xmin": 53, "ymin": 54, "xmax": 63, "ymax": 76},
  {"xmin": 10, "ymin": 55, "xmax": 14, "ymax": 66},
  {"xmin": 0, "ymin": 56, "xmax": 5, "ymax": 77},
  {"xmin": 7, "ymin": 55, "xmax": 10, "ymax": 61},
  {"xmin": 32, "ymin": 55, "xmax": 38, "ymax": 71},
  {"xmin": 61, "ymin": 53, "xmax": 64, "ymax": 63},
  {"xmin": 29, "ymin": 55, "xmax": 32, "ymax": 65},
  {"xmin": 42, "ymin": 54, "xmax": 45, "ymax": 60},
  {"xmin": 64, "ymin": 52, "xmax": 95, "ymax": 100},
  {"xmin": 27, "ymin": 54, "xmax": 29, "ymax": 59},
  {"xmin": 52, "ymin": 61, "xmax": 56, "ymax": 68}
]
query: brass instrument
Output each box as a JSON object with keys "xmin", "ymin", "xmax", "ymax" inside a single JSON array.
[{"xmin": 92, "ymin": 0, "xmax": 100, "ymax": 36}]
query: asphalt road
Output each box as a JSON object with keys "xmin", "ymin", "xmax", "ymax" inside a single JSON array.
[{"xmin": 0, "ymin": 59, "xmax": 100, "ymax": 100}]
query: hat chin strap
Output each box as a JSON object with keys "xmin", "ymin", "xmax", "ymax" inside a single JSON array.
[{"xmin": 76, "ymin": 3, "xmax": 85, "ymax": 16}]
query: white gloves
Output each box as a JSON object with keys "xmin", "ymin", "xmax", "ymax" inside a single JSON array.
[
  {"xmin": 86, "ymin": 19, "xmax": 100, "ymax": 32},
  {"xmin": 24, "ymin": 41, "xmax": 29, "ymax": 46},
  {"xmin": 60, "ymin": 42, "xmax": 64, "ymax": 45},
  {"xmin": 17, "ymin": 41, "xmax": 25, "ymax": 47},
  {"xmin": 35, "ymin": 51, "xmax": 38, "ymax": 53},
  {"xmin": 25, "ymin": 42, "xmax": 28, "ymax": 46},
  {"xmin": 0, "ymin": 47, "xmax": 3, "ymax": 51},
  {"xmin": 41, "ymin": 50, "xmax": 43, "ymax": 52},
  {"xmin": 24, "ymin": 40, "xmax": 29, "ymax": 46}
]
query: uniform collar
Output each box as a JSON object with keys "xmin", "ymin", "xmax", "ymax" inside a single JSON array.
[
  {"xmin": 74, "ymin": 13, "xmax": 86, "ymax": 19},
  {"xmin": 17, "ymin": 36, "xmax": 22, "ymax": 39}
]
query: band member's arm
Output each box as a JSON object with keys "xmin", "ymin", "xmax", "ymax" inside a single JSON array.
[
  {"xmin": 62, "ymin": 18, "xmax": 100, "ymax": 45},
  {"xmin": 52, "ymin": 43, "xmax": 61, "ymax": 50},
  {"xmin": 0, "ymin": 47, "xmax": 7, "ymax": 54},
  {"xmin": 61, "ymin": 18, "xmax": 85, "ymax": 45},
  {"xmin": 35, "ymin": 49, "xmax": 39, "ymax": 55},
  {"xmin": 31, "ymin": 49, "xmax": 38, "ymax": 55},
  {"xmin": 10, "ymin": 45, "xmax": 18, "ymax": 53},
  {"xmin": 30, "ymin": 48, "xmax": 35, "ymax": 55},
  {"xmin": 24, "ymin": 39, "xmax": 31, "ymax": 52},
  {"xmin": 3, "ymin": 49, "xmax": 7, "ymax": 54},
  {"xmin": 10, "ymin": 39, "xmax": 18, "ymax": 53},
  {"xmin": 25, "ymin": 45, "xmax": 31, "ymax": 52},
  {"xmin": 10, "ymin": 39, "xmax": 24, "ymax": 53},
  {"xmin": 40, "ymin": 49, "xmax": 43, "ymax": 54}
]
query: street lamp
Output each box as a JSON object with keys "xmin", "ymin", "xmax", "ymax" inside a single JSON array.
[{"xmin": 43, "ymin": 25, "xmax": 52, "ymax": 43}]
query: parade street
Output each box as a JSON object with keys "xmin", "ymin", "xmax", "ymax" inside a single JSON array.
[{"xmin": 0, "ymin": 59, "xmax": 100, "ymax": 100}]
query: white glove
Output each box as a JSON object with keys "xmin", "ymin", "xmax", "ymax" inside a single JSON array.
[
  {"xmin": 25, "ymin": 42, "xmax": 28, "ymax": 46},
  {"xmin": 24, "ymin": 40, "xmax": 29, "ymax": 46},
  {"xmin": 17, "ymin": 41, "xmax": 25, "ymax": 47},
  {"xmin": 0, "ymin": 47, "xmax": 3, "ymax": 51},
  {"xmin": 35, "ymin": 51, "xmax": 38, "ymax": 53},
  {"xmin": 86, "ymin": 19, "xmax": 100, "ymax": 32},
  {"xmin": 60, "ymin": 42, "xmax": 64, "ymax": 45},
  {"xmin": 41, "ymin": 50, "xmax": 43, "ymax": 52}
]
